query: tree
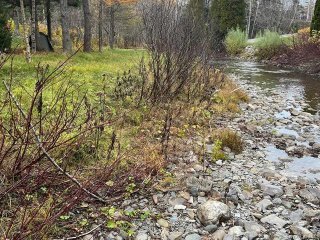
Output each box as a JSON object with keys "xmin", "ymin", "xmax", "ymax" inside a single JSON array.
[
  {"xmin": 210, "ymin": 0, "xmax": 246, "ymax": 50},
  {"xmin": 60, "ymin": 0, "xmax": 72, "ymax": 52},
  {"xmin": 30, "ymin": 0, "xmax": 37, "ymax": 53},
  {"xmin": 83, "ymin": 0, "xmax": 92, "ymax": 52},
  {"xmin": 311, "ymin": 0, "xmax": 320, "ymax": 33},
  {"xmin": 19, "ymin": 0, "xmax": 31, "ymax": 61},
  {"xmin": 0, "ymin": 6, "xmax": 12, "ymax": 52}
]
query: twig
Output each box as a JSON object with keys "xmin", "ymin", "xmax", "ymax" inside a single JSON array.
[
  {"xmin": 2, "ymin": 80, "xmax": 108, "ymax": 203},
  {"xmin": 53, "ymin": 224, "xmax": 102, "ymax": 240}
]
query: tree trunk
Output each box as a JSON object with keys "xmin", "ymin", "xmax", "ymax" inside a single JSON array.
[
  {"xmin": 60, "ymin": 0, "xmax": 72, "ymax": 52},
  {"xmin": 19, "ymin": 0, "xmax": 31, "ymax": 62},
  {"xmin": 46, "ymin": 0, "xmax": 52, "ymax": 40},
  {"xmin": 83, "ymin": 0, "xmax": 92, "ymax": 52},
  {"xmin": 98, "ymin": 0, "xmax": 103, "ymax": 52},
  {"xmin": 30, "ymin": 0, "xmax": 37, "ymax": 53},
  {"xmin": 109, "ymin": 4, "xmax": 115, "ymax": 49}
]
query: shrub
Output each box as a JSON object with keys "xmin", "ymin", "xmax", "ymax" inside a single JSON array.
[
  {"xmin": 224, "ymin": 28, "xmax": 248, "ymax": 55},
  {"xmin": 0, "ymin": 17, "xmax": 12, "ymax": 52},
  {"xmin": 211, "ymin": 128, "xmax": 244, "ymax": 154},
  {"xmin": 254, "ymin": 30, "xmax": 284, "ymax": 59}
]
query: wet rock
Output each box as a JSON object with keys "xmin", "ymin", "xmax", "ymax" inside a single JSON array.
[
  {"xmin": 197, "ymin": 200, "xmax": 230, "ymax": 226},
  {"xmin": 258, "ymin": 179, "xmax": 283, "ymax": 197},
  {"xmin": 290, "ymin": 225, "xmax": 314, "ymax": 239},
  {"xmin": 260, "ymin": 214, "xmax": 289, "ymax": 228}
]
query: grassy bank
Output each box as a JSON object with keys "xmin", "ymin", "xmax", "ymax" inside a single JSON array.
[{"xmin": 0, "ymin": 49, "xmax": 248, "ymax": 239}]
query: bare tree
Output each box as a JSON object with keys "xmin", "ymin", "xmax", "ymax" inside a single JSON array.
[
  {"xmin": 83, "ymin": 0, "xmax": 92, "ymax": 52},
  {"xmin": 19, "ymin": 0, "xmax": 31, "ymax": 62},
  {"xmin": 60, "ymin": 0, "xmax": 72, "ymax": 52},
  {"xmin": 30, "ymin": 0, "xmax": 37, "ymax": 53}
]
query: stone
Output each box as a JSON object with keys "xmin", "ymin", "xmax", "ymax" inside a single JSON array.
[
  {"xmin": 256, "ymin": 198, "xmax": 273, "ymax": 212},
  {"xmin": 185, "ymin": 233, "xmax": 201, "ymax": 240},
  {"xmin": 135, "ymin": 232, "xmax": 149, "ymax": 240},
  {"xmin": 228, "ymin": 226, "xmax": 244, "ymax": 237},
  {"xmin": 157, "ymin": 218, "xmax": 170, "ymax": 228},
  {"xmin": 174, "ymin": 205, "xmax": 186, "ymax": 210},
  {"xmin": 168, "ymin": 231, "xmax": 183, "ymax": 240},
  {"xmin": 197, "ymin": 200, "xmax": 230, "ymax": 226},
  {"xmin": 260, "ymin": 214, "xmax": 289, "ymax": 228},
  {"xmin": 186, "ymin": 176, "xmax": 213, "ymax": 193},
  {"xmin": 83, "ymin": 235, "xmax": 94, "ymax": 240},
  {"xmin": 299, "ymin": 189, "xmax": 319, "ymax": 204},
  {"xmin": 244, "ymin": 221, "xmax": 266, "ymax": 235},
  {"xmin": 204, "ymin": 224, "xmax": 218, "ymax": 233},
  {"xmin": 210, "ymin": 229, "xmax": 226, "ymax": 240},
  {"xmin": 290, "ymin": 225, "xmax": 314, "ymax": 239},
  {"xmin": 258, "ymin": 179, "xmax": 283, "ymax": 197}
]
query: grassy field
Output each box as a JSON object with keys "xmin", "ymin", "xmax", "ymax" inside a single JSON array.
[{"xmin": 0, "ymin": 49, "xmax": 145, "ymax": 96}]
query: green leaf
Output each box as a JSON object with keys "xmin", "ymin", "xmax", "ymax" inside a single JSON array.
[{"xmin": 106, "ymin": 220, "xmax": 117, "ymax": 229}]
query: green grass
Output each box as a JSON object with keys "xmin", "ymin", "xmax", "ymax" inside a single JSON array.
[{"xmin": 0, "ymin": 49, "xmax": 146, "ymax": 97}]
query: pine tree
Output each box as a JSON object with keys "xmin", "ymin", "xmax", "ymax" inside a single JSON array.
[{"xmin": 311, "ymin": 0, "xmax": 320, "ymax": 34}]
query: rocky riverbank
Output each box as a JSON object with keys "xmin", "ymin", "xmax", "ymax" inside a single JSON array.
[{"xmin": 87, "ymin": 76, "xmax": 320, "ymax": 240}]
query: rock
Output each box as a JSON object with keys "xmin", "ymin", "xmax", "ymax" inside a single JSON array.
[
  {"xmin": 290, "ymin": 225, "xmax": 314, "ymax": 239},
  {"xmin": 152, "ymin": 195, "xmax": 158, "ymax": 204},
  {"xmin": 204, "ymin": 224, "xmax": 218, "ymax": 233},
  {"xmin": 210, "ymin": 229, "xmax": 226, "ymax": 240},
  {"xmin": 174, "ymin": 205, "xmax": 187, "ymax": 210},
  {"xmin": 258, "ymin": 179, "xmax": 283, "ymax": 197},
  {"xmin": 288, "ymin": 209, "xmax": 304, "ymax": 223},
  {"xmin": 260, "ymin": 214, "xmax": 289, "ymax": 228},
  {"xmin": 228, "ymin": 226, "xmax": 244, "ymax": 237},
  {"xmin": 135, "ymin": 232, "xmax": 149, "ymax": 240},
  {"xmin": 157, "ymin": 218, "xmax": 170, "ymax": 228},
  {"xmin": 185, "ymin": 233, "xmax": 201, "ymax": 240},
  {"xmin": 168, "ymin": 231, "xmax": 183, "ymax": 240},
  {"xmin": 244, "ymin": 221, "xmax": 266, "ymax": 235},
  {"xmin": 82, "ymin": 235, "xmax": 94, "ymax": 240},
  {"xmin": 186, "ymin": 176, "xmax": 213, "ymax": 193},
  {"xmin": 299, "ymin": 189, "xmax": 319, "ymax": 204},
  {"xmin": 256, "ymin": 198, "xmax": 273, "ymax": 212},
  {"xmin": 197, "ymin": 200, "xmax": 230, "ymax": 226},
  {"xmin": 290, "ymin": 109, "xmax": 300, "ymax": 116}
]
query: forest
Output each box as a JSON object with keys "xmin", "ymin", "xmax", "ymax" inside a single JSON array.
[{"xmin": 0, "ymin": 0, "xmax": 320, "ymax": 239}]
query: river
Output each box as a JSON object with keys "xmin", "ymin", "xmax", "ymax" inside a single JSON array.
[
  {"xmin": 215, "ymin": 59, "xmax": 320, "ymax": 181},
  {"xmin": 215, "ymin": 60, "xmax": 320, "ymax": 115}
]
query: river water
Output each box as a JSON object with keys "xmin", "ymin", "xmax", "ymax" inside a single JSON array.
[
  {"xmin": 215, "ymin": 60, "xmax": 320, "ymax": 181},
  {"xmin": 215, "ymin": 60, "xmax": 320, "ymax": 114}
]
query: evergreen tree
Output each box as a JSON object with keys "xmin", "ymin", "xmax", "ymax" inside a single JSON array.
[
  {"xmin": 0, "ymin": 1, "xmax": 12, "ymax": 52},
  {"xmin": 210, "ymin": 0, "xmax": 246, "ymax": 50},
  {"xmin": 311, "ymin": 0, "xmax": 320, "ymax": 34}
]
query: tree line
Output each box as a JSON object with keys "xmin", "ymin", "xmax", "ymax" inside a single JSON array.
[{"xmin": 0, "ymin": 0, "xmax": 319, "ymax": 57}]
